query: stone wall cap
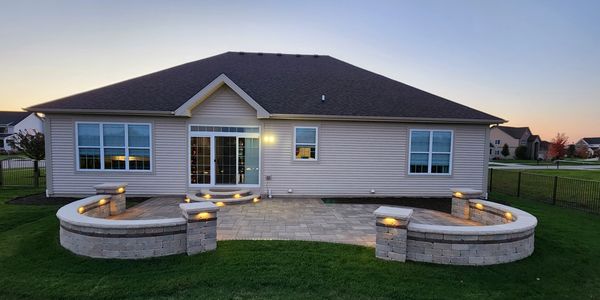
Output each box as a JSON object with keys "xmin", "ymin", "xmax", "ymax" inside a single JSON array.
[
  {"xmin": 409, "ymin": 199, "xmax": 537, "ymax": 235},
  {"xmin": 374, "ymin": 206, "xmax": 413, "ymax": 219},
  {"xmin": 94, "ymin": 182, "xmax": 128, "ymax": 189},
  {"xmin": 179, "ymin": 202, "xmax": 219, "ymax": 213},
  {"xmin": 450, "ymin": 187, "xmax": 482, "ymax": 195},
  {"xmin": 57, "ymin": 194, "xmax": 186, "ymax": 229}
]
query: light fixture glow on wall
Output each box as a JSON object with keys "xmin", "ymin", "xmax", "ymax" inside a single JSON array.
[{"xmin": 263, "ymin": 134, "xmax": 275, "ymax": 144}]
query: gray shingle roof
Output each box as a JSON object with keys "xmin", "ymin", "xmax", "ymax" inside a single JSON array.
[
  {"xmin": 0, "ymin": 111, "xmax": 30, "ymax": 126},
  {"xmin": 28, "ymin": 52, "xmax": 504, "ymax": 122},
  {"xmin": 583, "ymin": 137, "xmax": 600, "ymax": 145},
  {"xmin": 496, "ymin": 126, "xmax": 530, "ymax": 140}
]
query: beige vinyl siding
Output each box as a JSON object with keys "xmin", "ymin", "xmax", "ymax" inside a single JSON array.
[
  {"xmin": 46, "ymin": 114, "xmax": 187, "ymax": 196},
  {"xmin": 188, "ymin": 85, "xmax": 260, "ymax": 125},
  {"xmin": 262, "ymin": 120, "xmax": 488, "ymax": 197}
]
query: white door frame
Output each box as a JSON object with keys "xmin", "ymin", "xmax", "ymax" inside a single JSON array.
[{"xmin": 188, "ymin": 125, "xmax": 261, "ymax": 188}]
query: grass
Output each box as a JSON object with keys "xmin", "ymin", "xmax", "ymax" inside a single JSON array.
[
  {"xmin": 524, "ymin": 169, "xmax": 600, "ymax": 181},
  {"xmin": 0, "ymin": 167, "xmax": 46, "ymax": 186},
  {"xmin": 0, "ymin": 188, "xmax": 599, "ymax": 299},
  {"xmin": 0, "ymin": 154, "xmax": 26, "ymax": 161}
]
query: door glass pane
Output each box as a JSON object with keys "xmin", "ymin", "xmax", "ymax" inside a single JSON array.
[
  {"xmin": 238, "ymin": 138, "xmax": 259, "ymax": 184},
  {"xmin": 190, "ymin": 137, "xmax": 211, "ymax": 184},
  {"xmin": 215, "ymin": 137, "xmax": 237, "ymax": 184}
]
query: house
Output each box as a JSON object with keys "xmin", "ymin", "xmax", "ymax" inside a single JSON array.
[
  {"xmin": 26, "ymin": 52, "xmax": 504, "ymax": 198},
  {"xmin": 489, "ymin": 126, "xmax": 545, "ymax": 160},
  {"xmin": 0, "ymin": 111, "xmax": 43, "ymax": 152},
  {"xmin": 576, "ymin": 137, "xmax": 600, "ymax": 157}
]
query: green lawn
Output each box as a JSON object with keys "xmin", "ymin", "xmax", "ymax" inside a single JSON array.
[
  {"xmin": 491, "ymin": 159, "xmax": 600, "ymax": 166},
  {"xmin": 0, "ymin": 154, "xmax": 26, "ymax": 161},
  {"xmin": 0, "ymin": 167, "xmax": 46, "ymax": 186},
  {"xmin": 0, "ymin": 188, "xmax": 599, "ymax": 299}
]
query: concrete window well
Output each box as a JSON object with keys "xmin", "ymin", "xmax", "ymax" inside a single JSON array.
[
  {"xmin": 56, "ymin": 183, "xmax": 219, "ymax": 259},
  {"xmin": 375, "ymin": 188, "xmax": 538, "ymax": 266}
]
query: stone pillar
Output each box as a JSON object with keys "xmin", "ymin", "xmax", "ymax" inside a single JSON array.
[
  {"xmin": 374, "ymin": 206, "xmax": 413, "ymax": 262},
  {"xmin": 450, "ymin": 188, "xmax": 482, "ymax": 220},
  {"xmin": 94, "ymin": 182, "xmax": 128, "ymax": 216},
  {"xmin": 180, "ymin": 202, "xmax": 219, "ymax": 255}
]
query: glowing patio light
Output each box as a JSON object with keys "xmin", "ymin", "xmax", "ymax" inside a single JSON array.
[
  {"xmin": 253, "ymin": 197, "xmax": 260, "ymax": 203},
  {"xmin": 233, "ymin": 194, "xmax": 241, "ymax": 199},
  {"xmin": 475, "ymin": 203, "xmax": 484, "ymax": 210},
  {"xmin": 184, "ymin": 197, "xmax": 191, "ymax": 203},
  {"xmin": 98, "ymin": 198, "xmax": 108, "ymax": 206},
  {"xmin": 382, "ymin": 217, "xmax": 399, "ymax": 227},
  {"xmin": 78, "ymin": 206, "xmax": 85, "ymax": 214},
  {"xmin": 215, "ymin": 202, "xmax": 225, "ymax": 207},
  {"xmin": 196, "ymin": 212, "xmax": 211, "ymax": 220},
  {"xmin": 453, "ymin": 191, "xmax": 463, "ymax": 198},
  {"xmin": 263, "ymin": 134, "xmax": 275, "ymax": 144},
  {"xmin": 203, "ymin": 194, "xmax": 212, "ymax": 200},
  {"xmin": 117, "ymin": 187, "xmax": 125, "ymax": 193},
  {"xmin": 504, "ymin": 212, "xmax": 513, "ymax": 220}
]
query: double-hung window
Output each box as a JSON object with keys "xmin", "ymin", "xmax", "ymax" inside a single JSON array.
[
  {"xmin": 409, "ymin": 130, "xmax": 452, "ymax": 174},
  {"xmin": 77, "ymin": 123, "xmax": 151, "ymax": 171},
  {"xmin": 294, "ymin": 127, "xmax": 318, "ymax": 160}
]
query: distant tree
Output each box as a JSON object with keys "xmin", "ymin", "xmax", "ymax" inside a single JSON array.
[
  {"xmin": 501, "ymin": 143, "xmax": 510, "ymax": 157},
  {"xmin": 8, "ymin": 130, "xmax": 45, "ymax": 187},
  {"xmin": 567, "ymin": 144, "xmax": 576, "ymax": 157},
  {"xmin": 575, "ymin": 144, "xmax": 590, "ymax": 159},
  {"xmin": 515, "ymin": 145, "xmax": 528, "ymax": 160},
  {"xmin": 548, "ymin": 132, "xmax": 568, "ymax": 160}
]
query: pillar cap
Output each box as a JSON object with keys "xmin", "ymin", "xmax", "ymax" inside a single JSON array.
[{"xmin": 374, "ymin": 206, "xmax": 413, "ymax": 220}]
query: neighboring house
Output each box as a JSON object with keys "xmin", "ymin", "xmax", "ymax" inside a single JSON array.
[
  {"xmin": 576, "ymin": 137, "xmax": 600, "ymax": 157},
  {"xmin": 0, "ymin": 111, "xmax": 43, "ymax": 152},
  {"xmin": 489, "ymin": 126, "xmax": 545, "ymax": 160},
  {"xmin": 27, "ymin": 51, "xmax": 504, "ymax": 197}
]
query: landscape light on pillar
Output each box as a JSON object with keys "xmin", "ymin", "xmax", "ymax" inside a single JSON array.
[
  {"xmin": 215, "ymin": 202, "xmax": 225, "ymax": 207},
  {"xmin": 453, "ymin": 191, "xmax": 463, "ymax": 198},
  {"xmin": 203, "ymin": 194, "xmax": 212, "ymax": 200},
  {"xmin": 233, "ymin": 193, "xmax": 241, "ymax": 199},
  {"xmin": 98, "ymin": 198, "xmax": 108, "ymax": 206},
  {"xmin": 382, "ymin": 217, "xmax": 400, "ymax": 227},
  {"xmin": 475, "ymin": 203, "xmax": 484, "ymax": 210},
  {"xmin": 196, "ymin": 212, "xmax": 211, "ymax": 220},
  {"xmin": 78, "ymin": 206, "xmax": 85, "ymax": 214},
  {"xmin": 184, "ymin": 197, "xmax": 191, "ymax": 203},
  {"xmin": 117, "ymin": 187, "xmax": 125, "ymax": 193},
  {"xmin": 504, "ymin": 212, "xmax": 513, "ymax": 220},
  {"xmin": 253, "ymin": 197, "xmax": 260, "ymax": 203}
]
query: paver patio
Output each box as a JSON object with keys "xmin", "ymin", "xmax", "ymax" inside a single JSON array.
[{"xmin": 112, "ymin": 197, "xmax": 480, "ymax": 247}]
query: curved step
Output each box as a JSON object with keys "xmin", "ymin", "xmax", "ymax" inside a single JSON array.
[
  {"xmin": 186, "ymin": 193, "xmax": 260, "ymax": 205},
  {"xmin": 199, "ymin": 189, "xmax": 251, "ymax": 199}
]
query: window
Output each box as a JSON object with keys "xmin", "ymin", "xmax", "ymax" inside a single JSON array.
[
  {"xmin": 294, "ymin": 127, "xmax": 317, "ymax": 160},
  {"xmin": 77, "ymin": 123, "xmax": 151, "ymax": 171},
  {"xmin": 494, "ymin": 139, "xmax": 500, "ymax": 145},
  {"xmin": 409, "ymin": 130, "xmax": 452, "ymax": 174},
  {"xmin": 495, "ymin": 150, "xmax": 500, "ymax": 155}
]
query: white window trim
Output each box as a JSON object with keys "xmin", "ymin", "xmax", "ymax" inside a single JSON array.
[
  {"xmin": 408, "ymin": 129, "xmax": 453, "ymax": 175},
  {"xmin": 293, "ymin": 126, "xmax": 318, "ymax": 161},
  {"xmin": 75, "ymin": 122, "xmax": 152, "ymax": 172}
]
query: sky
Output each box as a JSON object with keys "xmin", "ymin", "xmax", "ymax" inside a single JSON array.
[{"xmin": 0, "ymin": 0, "xmax": 599, "ymax": 141}]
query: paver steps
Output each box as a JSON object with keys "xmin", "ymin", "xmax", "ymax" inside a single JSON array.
[{"xmin": 186, "ymin": 188, "xmax": 259, "ymax": 205}]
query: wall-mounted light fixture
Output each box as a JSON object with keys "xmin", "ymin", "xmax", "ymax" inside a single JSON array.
[{"xmin": 263, "ymin": 134, "xmax": 275, "ymax": 144}]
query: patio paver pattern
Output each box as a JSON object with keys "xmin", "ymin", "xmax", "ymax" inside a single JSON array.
[{"xmin": 112, "ymin": 197, "xmax": 480, "ymax": 247}]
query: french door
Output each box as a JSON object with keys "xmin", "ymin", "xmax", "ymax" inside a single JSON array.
[{"xmin": 190, "ymin": 134, "xmax": 259, "ymax": 186}]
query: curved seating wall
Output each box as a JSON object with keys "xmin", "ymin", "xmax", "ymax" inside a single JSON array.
[
  {"xmin": 406, "ymin": 200, "xmax": 537, "ymax": 265},
  {"xmin": 57, "ymin": 195, "xmax": 187, "ymax": 259}
]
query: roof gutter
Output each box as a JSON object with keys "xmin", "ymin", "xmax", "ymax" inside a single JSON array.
[
  {"xmin": 268, "ymin": 114, "xmax": 507, "ymax": 125},
  {"xmin": 24, "ymin": 108, "xmax": 179, "ymax": 117}
]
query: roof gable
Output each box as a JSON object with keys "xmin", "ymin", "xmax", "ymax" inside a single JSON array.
[
  {"xmin": 0, "ymin": 112, "xmax": 31, "ymax": 126},
  {"xmin": 174, "ymin": 74, "xmax": 269, "ymax": 118},
  {"xmin": 27, "ymin": 52, "xmax": 504, "ymax": 123}
]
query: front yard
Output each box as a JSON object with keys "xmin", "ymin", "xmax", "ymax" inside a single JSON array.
[{"xmin": 0, "ymin": 188, "xmax": 599, "ymax": 299}]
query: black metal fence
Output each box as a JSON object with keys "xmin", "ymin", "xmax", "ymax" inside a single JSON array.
[
  {"xmin": 489, "ymin": 169, "xmax": 600, "ymax": 214},
  {"xmin": 0, "ymin": 159, "xmax": 46, "ymax": 187}
]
